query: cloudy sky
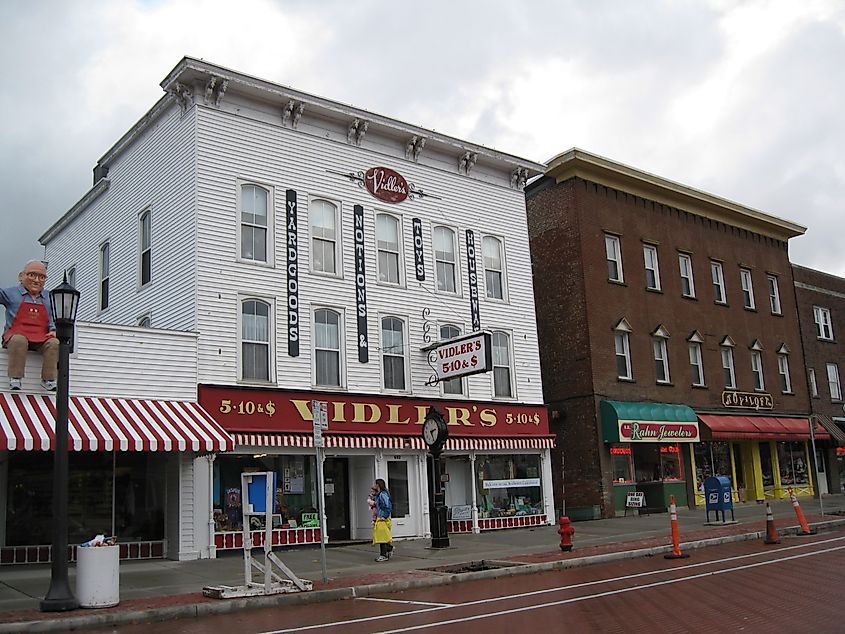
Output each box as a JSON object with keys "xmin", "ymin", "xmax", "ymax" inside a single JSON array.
[{"xmin": 2, "ymin": 0, "xmax": 844, "ymax": 285}]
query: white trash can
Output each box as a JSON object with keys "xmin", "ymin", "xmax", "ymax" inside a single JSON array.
[{"xmin": 75, "ymin": 545, "xmax": 120, "ymax": 608}]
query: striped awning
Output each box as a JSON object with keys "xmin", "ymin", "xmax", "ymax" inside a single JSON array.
[
  {"xmin": 0, "ymin": 393, "xmax": 234, "ymax": 452},
  {"xmin": 233, "ymin": 433, "xmax": 554, "ymax": 451}
]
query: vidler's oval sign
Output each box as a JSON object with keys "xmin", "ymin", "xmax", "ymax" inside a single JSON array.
[{"xmin": 364, "ymin": 167, "xmax": 408, "ymax": 203}]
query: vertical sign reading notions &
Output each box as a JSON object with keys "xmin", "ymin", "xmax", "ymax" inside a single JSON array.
[
  {"xmin": 413, "ymin": 218, "xmax": 426, "ymax": 281},
  {"xmin": 353, "ymin": 204, "xmax": 369, "ymax": 362},
  {"xmin": 286, "ymin": 190, "xmax": 299, "ymax": 356},
  {"xmin": 465, "ymin": 229, "xmax": 480, "ymax": 331}
]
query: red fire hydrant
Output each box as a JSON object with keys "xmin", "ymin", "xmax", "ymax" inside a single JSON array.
[{"xmin": 558, "ymin": 516, "xmax": 575, "ymax": 552}]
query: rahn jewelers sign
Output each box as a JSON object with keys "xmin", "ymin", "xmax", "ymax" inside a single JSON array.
[
  {"xmin": 364, "ymin": 167, "xmax": 408, "ymax": 203},
  {"xmin": 618, "ymin": 420, "xmax": 700, "ymax": 443}
]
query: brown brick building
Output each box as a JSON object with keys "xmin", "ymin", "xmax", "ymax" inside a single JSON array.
[
  {"xmin": 792, "ymin": 265, "xmax": 845, "ymax": 494},
  {"xmin": 526, "ymin": 149, "xmax": 824, "ymax": 519}
]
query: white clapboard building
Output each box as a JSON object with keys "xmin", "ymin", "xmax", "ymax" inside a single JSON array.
[{"xmin": 32, "ymin": 57, "xmax": 552, "ymax": 560}]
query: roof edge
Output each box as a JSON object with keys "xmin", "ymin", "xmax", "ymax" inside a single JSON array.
[{"xmin": 40, "ymin": 178, "xmax": 111, "ymax": 245}]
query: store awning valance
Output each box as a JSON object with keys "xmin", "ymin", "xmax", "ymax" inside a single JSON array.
[
  {"xmin": 0, "ymin": 393, "xmax": 234, "ymax": 452},
  {"xmin": 815, "ymin": 414, "xmax": 845, "ymax": 446},
  {"xmin": 698, "ymin": 414, "xmax": 830, "ymax": 441},
  {"xmin": 601, "ymin": 400, "xmax": 699, "ymax": 443},
  {"xmin": 233, "ymin": 433, "xmax": 555, "ymax": 451}
]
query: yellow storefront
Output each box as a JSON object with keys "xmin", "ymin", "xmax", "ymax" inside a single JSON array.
[{"xmin": 692, "ymin": 414, "xmax": 829, "ymax": 505}]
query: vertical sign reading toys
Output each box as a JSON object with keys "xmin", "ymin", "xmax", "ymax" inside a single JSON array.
[
  {"xmin": 465, "ymin": 229, "xmax": 481, "ymax": 331},
  {"xmin": 286, "ymin": 189, "xmax": 300, "ymax": 357},
  {"xmin": 353, "ymin": 204, "xmax": 369, "ymax": 362},
  {"xmin": 413, "ymin": 218, "xmax": 426, "ymax": 281}
]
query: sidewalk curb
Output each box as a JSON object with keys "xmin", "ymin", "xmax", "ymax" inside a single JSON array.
[{"xmin": 5, "ymin": 518, "xmax": 844, "ymax": 633}]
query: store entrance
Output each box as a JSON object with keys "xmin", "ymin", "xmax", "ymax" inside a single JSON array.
[{"xmin": 323, "ymin": 457, "xmax": 350, "ymax": 541}]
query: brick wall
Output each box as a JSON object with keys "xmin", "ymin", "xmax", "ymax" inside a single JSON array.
[{"xmin": 528, "ymin": 175, "xmax": 810, "ymax": 517}]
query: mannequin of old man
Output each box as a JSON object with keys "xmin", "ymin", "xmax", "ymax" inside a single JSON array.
[{"xmin": 0, "ymin": 260, "xmax": 58, "ymax": 391}]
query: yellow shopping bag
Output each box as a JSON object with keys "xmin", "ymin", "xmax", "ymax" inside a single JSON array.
[{"xmin": 372, "ymin": 517, "xmax": 392, "ymax": 544}]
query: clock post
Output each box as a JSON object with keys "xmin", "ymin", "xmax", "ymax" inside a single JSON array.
[{"xmin": 423, "ymin": 407, "xmax": 450, "ymax": 548}]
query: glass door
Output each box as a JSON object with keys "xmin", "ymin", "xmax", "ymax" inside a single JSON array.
[{"xmin": 386, "ymin": 458, "xmax": 418, "ymax": 537}]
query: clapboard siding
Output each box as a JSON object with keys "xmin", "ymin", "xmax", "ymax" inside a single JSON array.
[
  {"xmin": 0, "ymin": 322, "xmax": 199, "ymax": 399},
  {"xmin": 194, "ymin": 106, "xmax": 543, "ymax": 403},
  {"xmin": 44, "ymin": 103, "xmax": 198, "ymax": 332}
]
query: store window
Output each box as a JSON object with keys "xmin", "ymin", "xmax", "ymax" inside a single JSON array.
[
  {"xmin": 5, "ymin": 452, "xmax": 165, "ymax": 547},
  {"xmin": 693, "ymin": 441, "xmax": 731, "ymax": 492},
  {"xmin": 632, "ymin": 444, "xmax": 683, "ymax": 482},
  {"xmin": 610, "ymin": 445, "xmax": 634, "ymax": 483},
  {"xmin": 476, "ymin": 455, "xmax": 542, "ymax": 518},
  {"xmin": 213, "ymin": 454, "xmax": 316, "ymax": 532},
  {"xmin": 759, "ymin": 442, "xmax": 774, "ymax": 487},
  {"xmin": 778, "ymin": 441, "xmax": 809, "ymax": 487}
]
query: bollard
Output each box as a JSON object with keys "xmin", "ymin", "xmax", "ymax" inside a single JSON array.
[
  {"xmin": 763, "ymin": 502, "xmax": 781, "ymax": 544},
  {"xmin": 558, "ymin": 516, "xmax": 575, "ymax": 552},
  {"xmin": 664, "ymin": 495, "xmax": 689, "ymax": 559},
  {"xmin": 788, "ymin": 488, "xmax": 816, "ymax": 536}
]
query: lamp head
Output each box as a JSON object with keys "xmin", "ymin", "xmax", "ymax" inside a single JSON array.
[{"xmin": 49, "ymin": 272, "xmax": 80, "ymax": 326}]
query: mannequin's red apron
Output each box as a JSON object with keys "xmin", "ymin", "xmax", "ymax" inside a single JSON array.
[{"xmin": 2, "ymin": 300, "xmax": 50, "ymax": 346}]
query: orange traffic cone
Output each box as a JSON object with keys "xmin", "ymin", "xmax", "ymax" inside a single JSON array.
[
  {"xmin": 788, "ymin": 488, "xmax": 816, "ymax": 536},
  {"xmin": 763, "ymin": 502, "xmax": 780, "ymax": 544},
  {"xmin": 664, "ymin": 495, "xmax": 689, "ymax": 559}
]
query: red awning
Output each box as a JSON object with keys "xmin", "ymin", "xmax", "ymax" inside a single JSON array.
[
  {"xmin": 233, "ymin": 433, "xmax": 555, "ymax": 451},
  {"xmin": 698, "ymin": 414, "xmax": 830, "ymax": 441},
  {"xmin": 0, "ymin": 393, "xmax": 234, "ymax": 452}
]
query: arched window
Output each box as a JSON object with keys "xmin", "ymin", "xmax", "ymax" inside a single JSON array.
[
  {"xmin": 139, "ymin": 210, "xmax": 152, "ymax": 285},
  {"xmin": 381, "ymin": 317, "xmax": 406, "ymax": 390},
  {"xmin": 241, "ymin": 299, "xmax": 271, "ymax": 381},
  {"xmin": 99, "ymin": 242, "xmax": 110, "ymax": 311},
  {"xmin": 314, "ymin": 308, "xmax": 342, "ymax": 386},
  {"xmin": 240, "ymin": 185, "xmax": 269, "ymax": 262}
]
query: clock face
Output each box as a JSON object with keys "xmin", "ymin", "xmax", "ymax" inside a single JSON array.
[{"xmin": 423, "ymin": 418, "xmax": 440, "ymax": 445}]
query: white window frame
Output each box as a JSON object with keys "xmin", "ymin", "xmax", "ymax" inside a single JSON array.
[
  {"xmin": 433, "ymin": 225, "xmax": 459, "ymax": 294},
  {"xmin": 482, "ymin": 235, "xmax": 507, "ymax": 301},
  {"xmin": 605, "ymin": 234, "xmax": 623, "ymax": 283},
  {"xmin": 809, "ymin": 368, "xmax": 819, "ymax": 398},
  {"xmin": 239, "ymin": 297, "xmax": 274, "ymax": 383},
  {"xmin": 751, "ymin": 350, "xmax": 765, "ymax": 391},
  {"xmin": 310, "ymin": 197, "xmax": 342, "ymax": 277},
  {"xmin": 440, "ymin": 323, "xmax": 465, "ymax": 395},
  {"xmin": 678, "ymin": 253, "xmax": 695, "ymax": 298},
  {"xmin": 643, "ymin": 244, "xmax": 661, "ymax": 290},
  {"xmin": 491, "ymin": 330, "xmax": 515, "ymax": 399},
  {"xmin": 827, "ymin": 363, "xmax": 842, "ymax": 401},
  {"xmin": 380, "ymin": 315, "xmax": 409, "ymax": 392},
  {"xmin": 376, "ymin": 212, "xmax": 404, "ymax": 286},
  {"xmin": 767, "ymin": 275, "xmax": 782, "ymax": 315},
  {"xmin": 777, "ymin": 354, "xmax": 792, "ymax": 393},
  {"xmin": 740, "ymin": 268, "xmax": 755, "ymax": 309},
  {"xmin": 99, "ymin": 241, "xmax": 110, "ymax": 312},
  {"xmin": 688, "ymin": 335, "xmax": 705, "ymax": 387},
  {"xmin": 615, "ymin": 331, "xmax": 632, "ymax": 380},
  {"xmin": 66, "ymin": 266, "xmax": 77, "ymax": 288},
  {"xmin": 814, "ymin": 306, "xmax": 834, "ymax": 340},
  {"xmin": 312, "ymin": 307, "xmax": 345, "ymax": 388},
  {"xmin": 711, "ymin": 261, "xmax": 726, "ymax": 304},
  {"xmin": 137, "ymin": 312, "xmax": 152, "ymax": 328},
  {"xmin": 721, "ymin": 345, "xmax": 736, "ymax": 389},
  {"xmin": 238, "ymin": 183, "xmax": 273, "ymax": 265},
  {"xmin": 652, "ymin": 330, "xmax": 670, "ymax": 384},
  {"xmin": 139, "ymin": 209, "xmax": 152, "ymax": 287}
]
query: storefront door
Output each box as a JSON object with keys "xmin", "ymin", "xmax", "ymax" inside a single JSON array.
[
  {"xmin": 323, "ymin": 457, "xmax": 350, "ymax": 541},
  {"xmin": 386, "ymin": 457, "xmax": 418, "ymax": 538}
]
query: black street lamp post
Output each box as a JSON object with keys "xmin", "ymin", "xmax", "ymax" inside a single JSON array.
[{"xmin": 40, "ymin": 274, "xmax": 80, "ymax": 612}]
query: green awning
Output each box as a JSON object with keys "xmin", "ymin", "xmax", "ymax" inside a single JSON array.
[{"xmin": 601, "ymin": 400, "xmax": 699, "ymax": 443}]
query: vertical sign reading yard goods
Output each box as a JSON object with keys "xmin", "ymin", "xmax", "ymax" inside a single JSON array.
[
  {"xmin": 286, "ymin": 190, "xmax": 299, "ymax": 356},
  {"xmin": 353, "ymin": 204, "xmax": 369, "ymax": 362}
]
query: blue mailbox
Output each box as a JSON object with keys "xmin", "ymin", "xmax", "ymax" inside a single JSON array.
[{"xmin": 703, "ymin": 475, "xmax": 735, "ymax": 523}]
